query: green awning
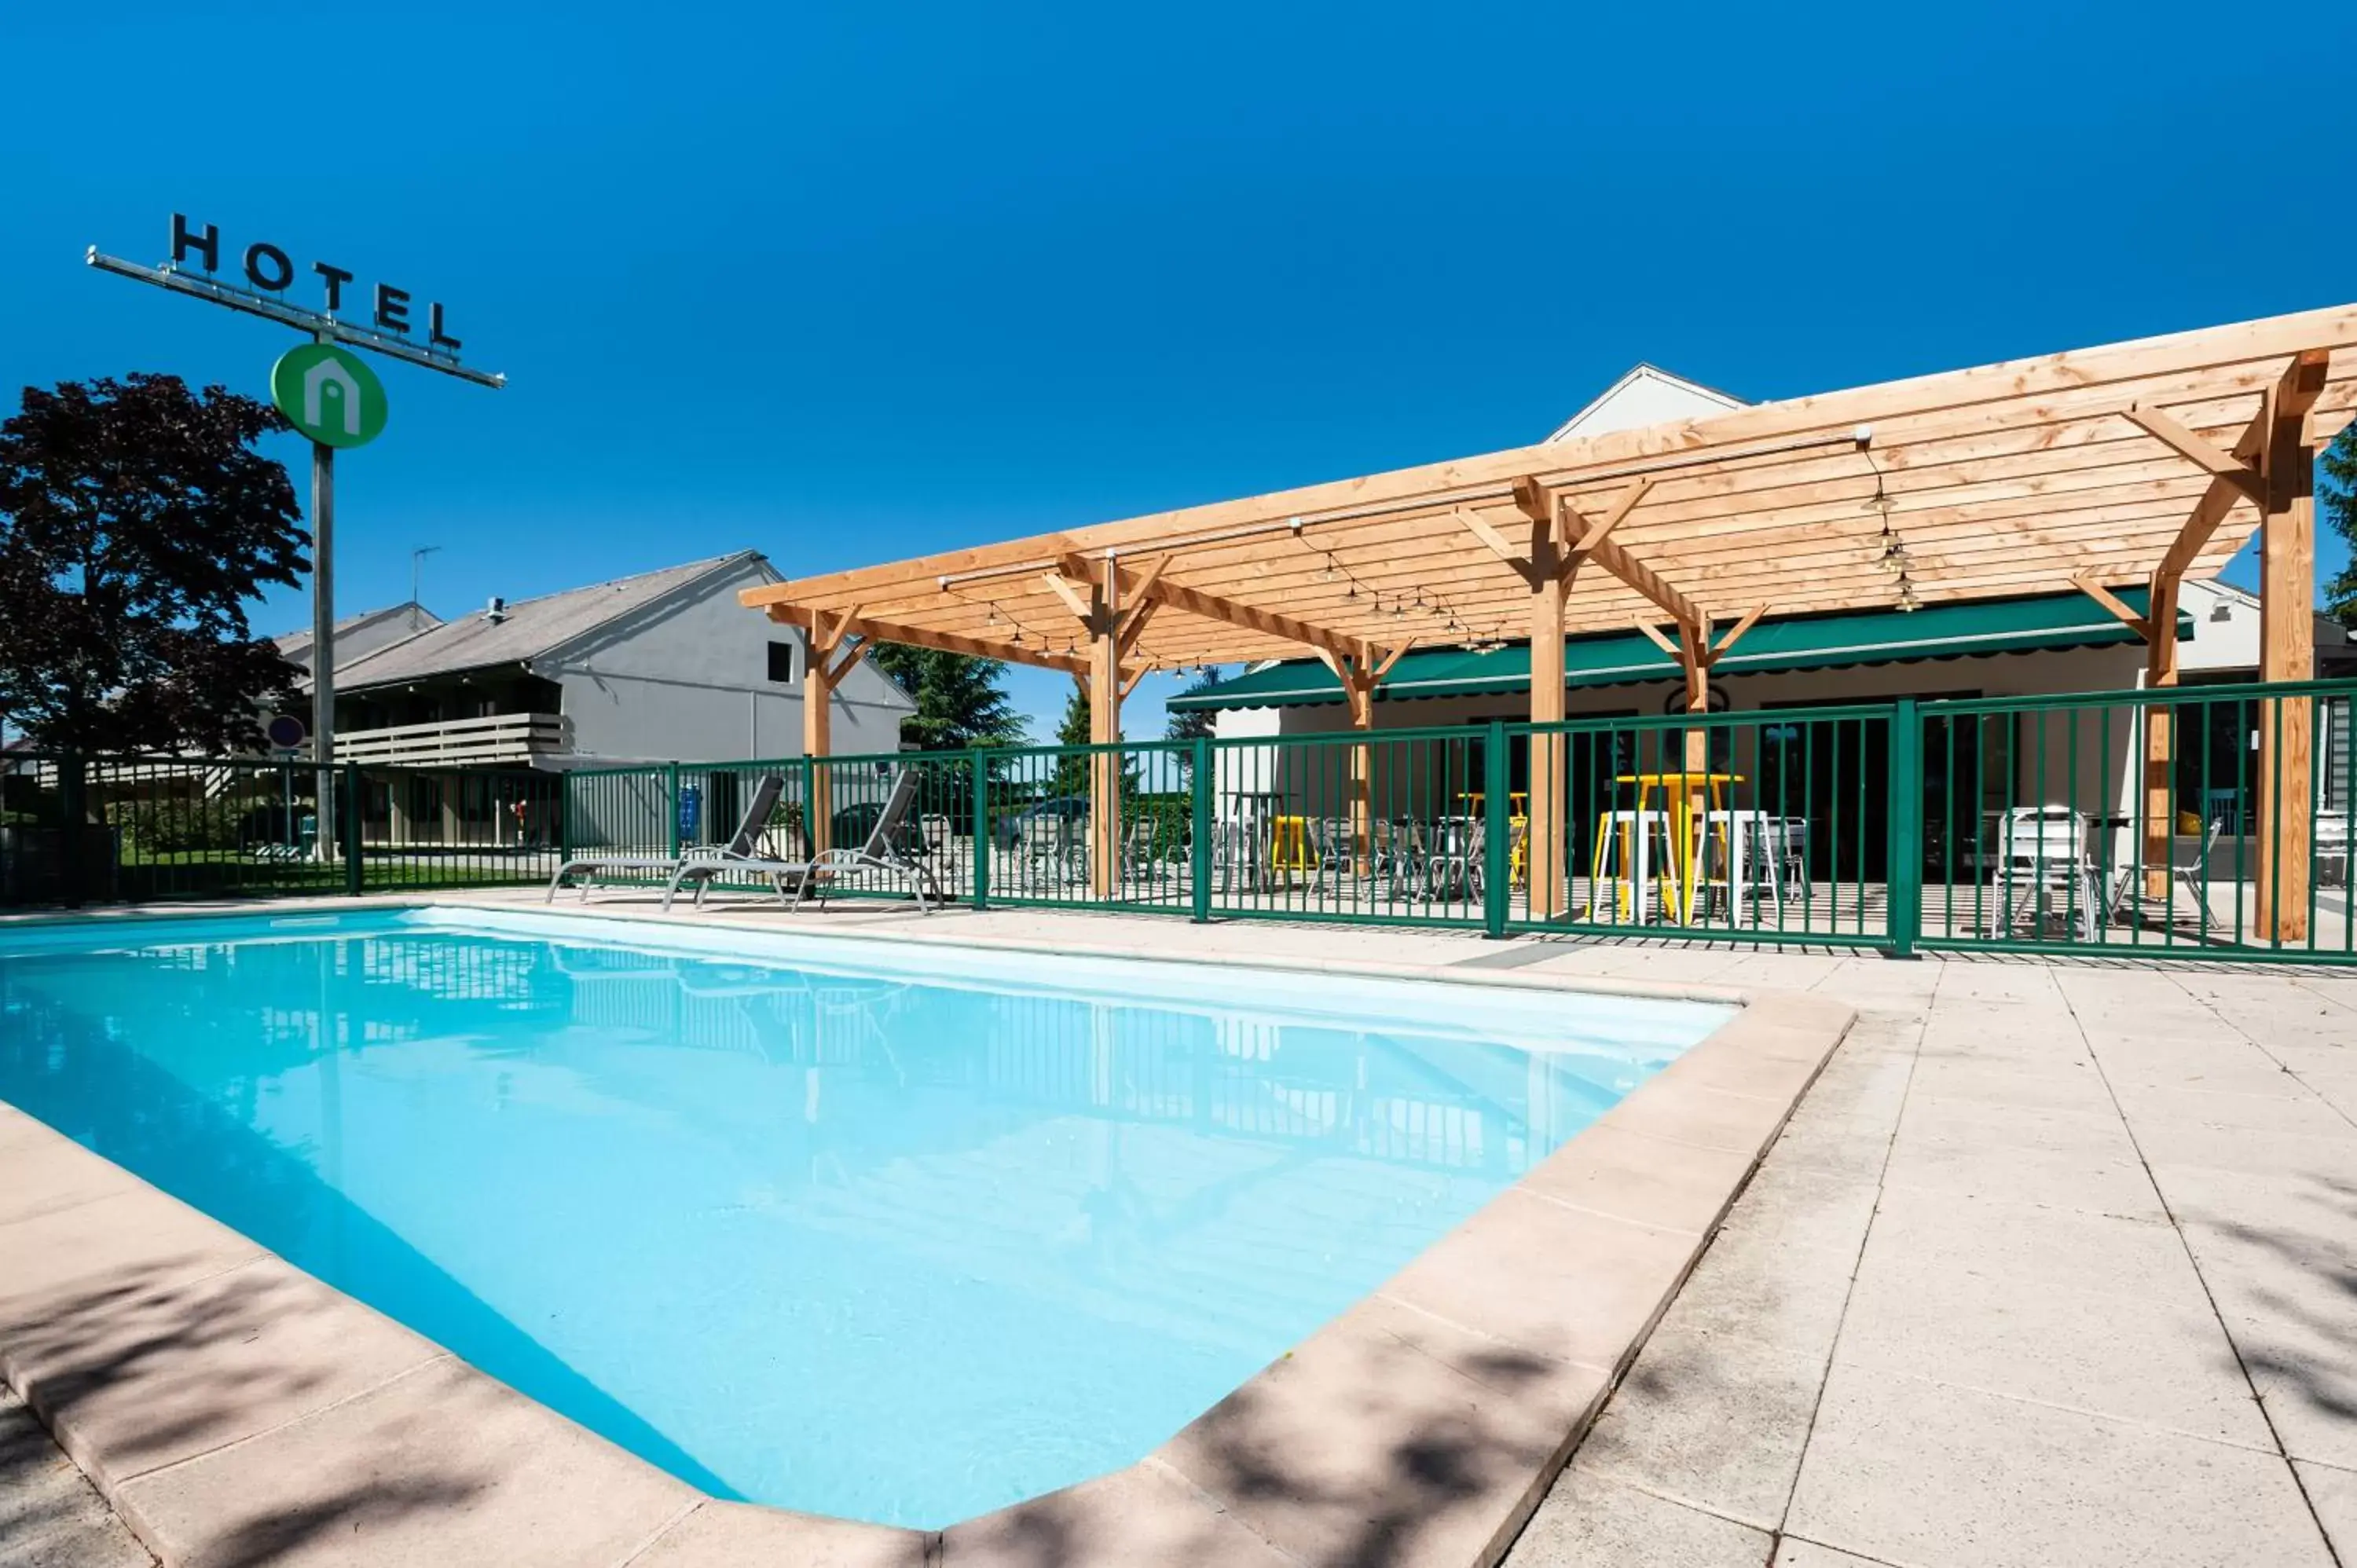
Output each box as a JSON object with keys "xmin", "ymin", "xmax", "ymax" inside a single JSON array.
[{"xmin": 1167, "ymin": 590, "xmax": 2187, "ymax": 713}]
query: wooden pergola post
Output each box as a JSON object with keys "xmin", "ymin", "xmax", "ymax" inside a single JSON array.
[
  {"xmin": 799, "ymin": 606, "xmax": 871, "ymax": 855},
  {"xmin": 1511, "ymin": 481, "xmax": 1571, "ymax": 920},
  {"xmin": 2142, "ymin": 576, "xmax": 2181, "ymax": 898},
  {"xmin": 2110, "ymin": 356, "xmax": 2330, "ymax": 940},
  {"xmin": 1090, "ymin": 557, "xmax": 1124, "ymax": 898},
  {"xmin": 2255, "ymin": 358, "xmax": 2328, "ymax": 941},
  {"xmin": 1314, "ymin": 643, "xmax": 1410, "ymax": 875}
]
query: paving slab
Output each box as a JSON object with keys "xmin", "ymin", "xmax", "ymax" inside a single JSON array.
[
  {"xmin": 113, "ymin": 1356, "xmax": 698, "ymax": 1568},
  {"xmin": 0, "ymin": 1255, "xmax": 442, "ymax": 1493},
  {"xmin": 1500, "ymin": 1467, "xmax": 1769, "ymax": 1568},
  {"xmin": 2172, "ymin": 1217, "xmax": 2357, "ymax": 1470},
  {"xmin": 1833, "ymin": 1237, "xmax": 2272, "ymax": 1448},
  {"xmin": 1770, "ymin": 1541, "xmax": 1900, "ymax": 1568},
  {"xmin": 1787, "ymin": 1363, "xmax": 2334, "ymax": 1568},
  {"xmin": 2294, "ymin": 1460, "xmax": 2357, "ymax": 1564},
  {"xmin": 1563, "ymin": 1310, "xmax": 1827, "ymax": 1530},
  {"xmin": 0, "ymin": 1384, "xmax": 151, "ymax": 1568},
  {"xmin": 1878, "ymin": 1101, "xmax": 2162, "ymax": 1218}
]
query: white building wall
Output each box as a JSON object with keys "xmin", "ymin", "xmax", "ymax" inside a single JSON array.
[{"xmin": 540, "ymin": 561, "xmax": 911, "ymax": 764}]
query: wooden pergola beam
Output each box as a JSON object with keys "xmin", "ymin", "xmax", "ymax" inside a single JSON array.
[
  {"xmin": 2154, "ymin": 350, "xmax": 2331, "ymax": 591},
  {"xmin": 1713, "ymin": 603, "xmax": 1770, "ymax": 662},
  {"xmin": 2125, "ymin": 402, "xmax": 2264, "ymax": 500},
  {"xmin": 743, "ymin": 305, "xmax": 2357, "ymax": 611},
  {"xmin": 763, "ymin": 603, "xmax": 1090, "ymax": 677},
  {"xmin": 2070, "ymin": 573, "xmax": 2151, "ymax": 639},
  {"xmin": 1065, "ymin": 551, "xmax": 1370, "ymax": 668}
]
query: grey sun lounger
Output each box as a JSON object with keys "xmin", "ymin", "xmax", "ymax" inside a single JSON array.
[
  {"xmin": 662, "ymin": 766, "xmax": 942, "ymax": 914},
  {"xmin": 545, "ymin": 772, "xmax": 787, "ymax": 903}
]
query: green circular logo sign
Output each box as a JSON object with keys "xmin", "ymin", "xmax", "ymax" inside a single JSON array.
[{"xmin": 269, "ymin": 343, "xmax": 388, "ymax": 449}]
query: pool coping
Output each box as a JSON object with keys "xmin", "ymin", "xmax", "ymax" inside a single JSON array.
[{"xmin": 0, "ymin": 899, "xmax": 1854, "ymax": 1568}]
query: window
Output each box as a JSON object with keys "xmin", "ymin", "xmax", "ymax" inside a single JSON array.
[{"xmin": 767, "ymin": 640, "xmax": 798, "ymax": 683}]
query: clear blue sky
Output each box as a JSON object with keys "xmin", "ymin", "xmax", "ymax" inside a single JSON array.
[{"xmin": 5, "ymin": 2, "xmax": 2352, "ymax": 740}]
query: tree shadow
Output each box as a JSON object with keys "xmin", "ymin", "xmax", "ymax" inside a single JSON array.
[
  {"xmin": 2188, "ymin": 1170, "xmax": 2357, "ymax": 1437},
  {"xmin": 945, "ymin": 1322, "xmax": 1589, "ymax": 1567}
]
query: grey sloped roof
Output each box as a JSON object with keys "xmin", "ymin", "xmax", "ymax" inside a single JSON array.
[
  {"xmin": 277, "ymin": 603, "xmax": 441, "ymax": 673},
  {"xmin": 334, "ymin": 551, "xmax": 768, "ymax": 690}
]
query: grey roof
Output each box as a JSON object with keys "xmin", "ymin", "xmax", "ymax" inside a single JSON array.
[
  {"xmin": 333, "ymin": 551, "xmax": 770, "ymax": 690},
  {"xmin": 277, "ymin": 603, "xmax": 440, "ymax": 672}
]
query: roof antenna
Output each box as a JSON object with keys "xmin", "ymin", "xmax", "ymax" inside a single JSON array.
[{"xmin": 410, "ymin": 546, "xmax": 441, "ymax": 626}]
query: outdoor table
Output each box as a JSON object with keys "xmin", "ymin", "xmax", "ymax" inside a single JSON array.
[{"xmin": 1614, "ymin": 772, "xmax": 1745, "ymax": 925}]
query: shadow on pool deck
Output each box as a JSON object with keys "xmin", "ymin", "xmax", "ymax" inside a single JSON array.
[{"xmin": 943, "ymin": 1311, "xmax": 1604, "ymax": 1568}]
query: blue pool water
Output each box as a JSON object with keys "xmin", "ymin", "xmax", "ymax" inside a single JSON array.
[{"xmin": 0, "ymin": 909, "xmax": 1727, "ymax": 1527}]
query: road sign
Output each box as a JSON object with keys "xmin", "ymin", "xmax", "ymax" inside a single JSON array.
[
  {"xmin": 262, "ymin": 713, "xmax": 310, "ymax": 752},
  {"xmin": 270, "ymin": 343, "xmax": 388, "ymax": 449}
]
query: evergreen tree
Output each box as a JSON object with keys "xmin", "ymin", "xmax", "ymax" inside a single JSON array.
[
  {"xmin": 1052, "ymin": 683, "xmax": 1092, "ymax": 798},
  {"xmin": 866, "ymin": 645, "xmax": 1021, "ymax": 749},
  {"xmin": 2324, "ymin": 427, "xmax": 2357, "ymax": 621},
  {"xmin": 1164, "ymin": 668, "xmax": 1223, "ymax": 742}
]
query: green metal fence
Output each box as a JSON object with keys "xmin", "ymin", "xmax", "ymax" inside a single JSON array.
[{"xmin": 8, "ymin": 677, "xmax": 2356, "ymax": 964}]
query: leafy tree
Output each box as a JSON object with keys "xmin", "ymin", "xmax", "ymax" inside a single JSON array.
[
  {"xmin": 866, "ymin": 645, "xmax": 1022, "ymax": 749},
  {"xmin": 2325, "ymin": 427, "xmax": 2357, "ymax": 621},
  {"xmin": 0, "ymin": 375, "xmax": 305, "ymax": 753}
]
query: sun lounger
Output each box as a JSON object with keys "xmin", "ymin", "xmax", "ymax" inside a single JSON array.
[
  {"xmin": 662, "ymin": 767, "xmax": 941, "ymax": 913},
  {"xmin": 545, "ymin": 772, "xmax": 786, "ymax": 902}
]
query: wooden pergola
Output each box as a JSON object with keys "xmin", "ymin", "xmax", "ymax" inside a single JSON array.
[{"xmin": 747, "ymin": 304, "xmax": 2357, "ymax": 937}]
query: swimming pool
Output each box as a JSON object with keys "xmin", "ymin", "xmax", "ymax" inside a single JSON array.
[{"xmin": 0, "ymin": 908, "xmax": 1731, "ymax": 1529}]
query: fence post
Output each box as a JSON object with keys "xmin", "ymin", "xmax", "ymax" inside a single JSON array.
[
  {"xmin": 1886, "ymin": 698, "xmax": 1923, "ymax": 958},
  {"xmin": 799, "ymin": 757, "xmax": 818, "ymax": 859},
  {"xmin": 1190, "ymin": 736, "xmax": 1213, "ymax": 923},
  {"xmin": 342, "ymin": 762, "xmax": 364, "ymax": 896},
  {"xmin": 1483, "ymin": 720, "xmax": 1509, "ymax": 938},
  {"xmin": 558, "ymin": 771, "xmax": 574, "ymax": 864},
  {"xmin": 58, "ymin": 751, "xmax": 87, "ymax": 908},
  {"xmin": 665, "ymin": 762, "xmax": 683, "ymax": 857},
  {"xmin": 969, "ymin": 747, "xmax": 991, "ymax": 910}
]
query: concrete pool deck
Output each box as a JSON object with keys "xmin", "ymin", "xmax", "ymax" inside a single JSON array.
[{"xmin": 4, "ymin": 891, "xmax": 2354, "ymax": 1566}]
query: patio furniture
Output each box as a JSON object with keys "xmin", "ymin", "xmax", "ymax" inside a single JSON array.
[
  {"xmin": 1219, "ymin": 790, "xmax": 1287, "ymax": 892},
  {"xmin": 1586, "ymin": 808, "xmax": 1676, "ymax": 924},
  {"xmin": 1421, "ymin": 816, "xmax": 1483, "ymax": 903},
  {"xmin": 2115, "ymin": 816, "xmax": 2231, "ymax": 932},
  {"xmin": 1614, "ymin": 772, "xmax": 1746, "ymax": 925},
  {"xmin": 1314, "ymin": 816, "xmax": 1355, "ymax": 877},
  {"xmin": 663, "ymin": 768, "xmax": 940, "ymax": 913},
  {"xmin": 547, "ymin": 772, "xmax": 786, "ymax": 903},
  {"xmin": 1693, "ymin": 809, "xmax": 1787, "ymax": 925},
  {"xmin": 1985, "ymin": 805, "xmax": 2110, "ymax": 942}
]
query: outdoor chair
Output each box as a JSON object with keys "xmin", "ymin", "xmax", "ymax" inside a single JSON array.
[
  {"xmin": 2117, "ymin": 816, "xmax": 2230, "ymax": 932},
  {"xmin": 1985, "ymin": 806, "xmax": 2108, "ymax": 943},
  {"xmin": 1692, "ymin": 810, "xmax": 1786, "ymax": 925},
  {"xmin": 547, "ymin": 772, "xmax": 786, "ymax": 903},
  {"xmin": 1373, "ymin": 818, "xmax": 1424, "ymax": 900},
  {"xmin": 1314, "ymin": 817, "xmax": 1355, "ymax": 878},
  {"xmin": 1420, "ymin": 817, "xmax": 1483, "ymax": 904},
  {"xmin": 662, "ymin": 768, "xmax": 942, "ymax": 913},
  {"xmin": 1585, "ymin": 807, "xmax": 1675, "ymax": 924}
]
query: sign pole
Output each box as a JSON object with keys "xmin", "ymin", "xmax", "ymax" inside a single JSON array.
[{"xmin": 310, "ymin": 434, "xmax": 335, "ymax": 861}]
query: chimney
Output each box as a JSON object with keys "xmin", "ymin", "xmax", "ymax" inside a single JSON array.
[{"xmin": 485, "ymin": 595, "xmax": 508, "ymax": 624}]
